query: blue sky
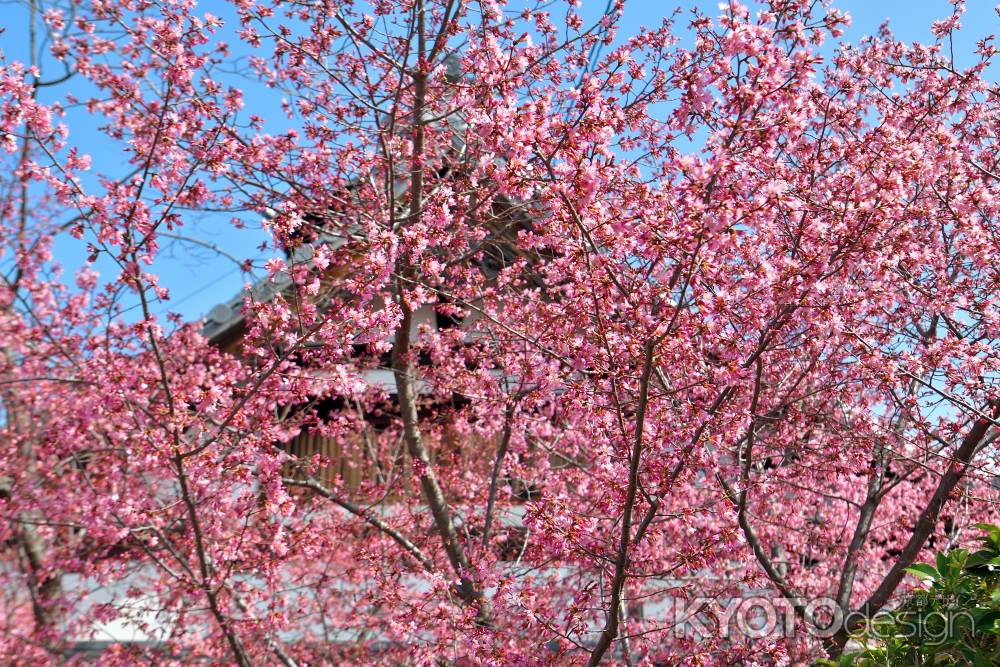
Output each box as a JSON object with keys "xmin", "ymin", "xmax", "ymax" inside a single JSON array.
[{"xmin": 0, "ymin": 0, "xmax": 994, "ymax": 324}]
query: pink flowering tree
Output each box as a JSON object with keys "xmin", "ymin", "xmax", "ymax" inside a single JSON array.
[{"xmin": 0, "ymin": 0, "xmax": 997, "ymax": 664}]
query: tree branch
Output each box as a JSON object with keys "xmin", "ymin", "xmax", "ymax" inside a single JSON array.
[{"xmin": 588, "ymin": 339, "xmax": 655, "ymax": 666}]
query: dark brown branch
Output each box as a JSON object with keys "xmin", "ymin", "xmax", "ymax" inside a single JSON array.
[
  {"xmin": 387, "ymin": 11, "xmax": 493, "ymax": 625},
  {"xmin": 830, "ymin": 405, "xmax": 999, "ymax": 655},
  {"xmin": 281, "ymin": 477, "xmax": 434, "ymax": 572},
  {"xmin": 482, "ymin": 404, "xmax": 515, "ymax": 548},
  {"xmin": 588, "ymin": 339, "xmax": 655, "ymax": 666}
]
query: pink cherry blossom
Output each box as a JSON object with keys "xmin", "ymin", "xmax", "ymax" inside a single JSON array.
[{"xmin": 0, "ymin": 0, "xmax": 996, "ymax": 665}]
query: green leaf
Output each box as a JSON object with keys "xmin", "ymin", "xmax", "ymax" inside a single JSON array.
[
  {"xmin": 937, "ymin": 551, "xmax": 950, "ymax": 576},
  {"xmin": 965, "ymin": 549, "xmax": 996, "ymax": 569},
  {"xmin": 975, "ymin": 610, "xmax": 1000, "ymax": 633},
  {"xmin": 905, "ymin": 563, "xmax": 939, "ymax": 581}
]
